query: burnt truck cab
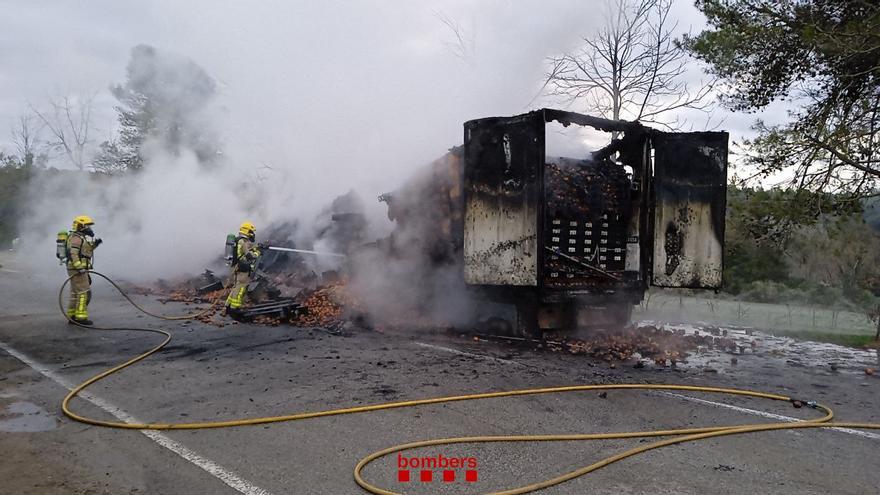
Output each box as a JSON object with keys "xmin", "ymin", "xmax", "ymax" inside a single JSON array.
[{"xmin": 462, "ymin": 109, "xmax": 728, "ymax": 335}]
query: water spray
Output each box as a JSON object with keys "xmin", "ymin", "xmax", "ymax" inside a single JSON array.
[{"xmin": 266, "ymin": 246, "xmax": 346, "ymax": 258}]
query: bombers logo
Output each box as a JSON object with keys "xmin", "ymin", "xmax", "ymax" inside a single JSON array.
[{"xmin": 397, "ymin": 453, "xmax": 479, "ymax": 483}]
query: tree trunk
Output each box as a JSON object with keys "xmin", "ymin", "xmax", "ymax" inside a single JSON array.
[{"xmin": 875, "ymin": 308, "xmax": 880, "ymax": 341}]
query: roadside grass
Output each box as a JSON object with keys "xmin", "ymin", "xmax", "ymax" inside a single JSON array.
[{"xmin": 635, "ymin": 291, "xmax": 880, "ymax": 348}]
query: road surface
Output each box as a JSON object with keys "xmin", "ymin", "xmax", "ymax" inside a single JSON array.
[{"xmin": 1, "ymin": 254, "xmax": 879, "ymax": 494}]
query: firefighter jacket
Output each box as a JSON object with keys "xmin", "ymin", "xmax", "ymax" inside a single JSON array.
[
  {"xmin": 234, "ymin": 236, "xmax": 261, "ymax": 273},
  {"xmin": 66, "ymin": 232, "xmax": 98, "ymax": 270}
]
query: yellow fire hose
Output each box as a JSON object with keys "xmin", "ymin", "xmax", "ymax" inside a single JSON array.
[{"xmin": 58, "ymin": 271, "xmax": 880, "ymax": 495}]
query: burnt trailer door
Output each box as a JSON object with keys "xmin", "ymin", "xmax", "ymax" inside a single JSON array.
[
  {"xmin": 463, "ymin": 112, "xmax": 545, "ymax": 286},
  {"xmin": 651, "ymin": 131, "xmax": 728, "ymax": 288}
]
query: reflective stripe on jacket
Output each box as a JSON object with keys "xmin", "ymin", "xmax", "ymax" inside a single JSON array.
[
  {"xmin": 235, "ymin": 237, "xmax": 261, "ymax": 273},
  {"xmin": 66, "ymin": 232, "xmax": 94, "ymax": 270}
]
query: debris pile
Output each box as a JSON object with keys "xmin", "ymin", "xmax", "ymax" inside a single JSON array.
[
  {"xmin": 545, "ymin": 159, "xmax": 630, "ymax": 219},
  {"xmin": 379, "ymin": 148, "xmax": 463, "ymax": 264},
  {"xmin": 537, "ymin": 323, "xmax": 763, "ymax": 366},
  {"xmin": 290, "ymin": 284, "xmax": 348, "ymax": 328},
  {"xmin": 252, "ymin": 315, "xmax": 283, "ymax": 326},
  {"xmin": 149, "ymin": 274, "xmax": 348, "ymax": 329},
  {"xmin": 551, "ymin": 325, "xmax": 695, "ymax": 365},
  {"xmin": 158, "ymin": 288, "xmax": 221, "ymax": 305}
]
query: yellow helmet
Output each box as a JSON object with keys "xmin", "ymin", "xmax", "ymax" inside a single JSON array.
[
  {"xmin": 72, "ymin": 215, "xmax": 95, "ymax": 231},
  {"xmin": 239, "ymin": 221, "xmax": 256, "ymax": 238}
]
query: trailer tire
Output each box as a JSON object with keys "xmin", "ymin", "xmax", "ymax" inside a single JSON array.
[
  {"xmin": 610, "ymin": 303, "xmax": 633, "ymax": 328},
  {"xmin": 515, "ymin": 298, "xmax": 540, "ymax": 338}
]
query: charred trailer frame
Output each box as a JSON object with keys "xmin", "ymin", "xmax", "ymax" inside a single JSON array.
[{"xmin": 462, "ymin": 109, "xmax": 728, "ymax": 335}]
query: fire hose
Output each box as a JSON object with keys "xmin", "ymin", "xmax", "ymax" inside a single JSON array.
[{"xmin": 58, "ymin": 270, "xmax": 880, "ymax": 495}]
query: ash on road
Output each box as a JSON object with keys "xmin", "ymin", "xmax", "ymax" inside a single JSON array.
[{"xmin": 1, "ymin": 258, "xmax": 878, "ymax": 495}]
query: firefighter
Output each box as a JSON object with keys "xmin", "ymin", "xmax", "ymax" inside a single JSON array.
[
  {"xmin": 65, "ymin": 215, "xmax": 102, "ymax": 325},
  {"xmin": 225, "ymin": 221, "xmax": 262, "ymax": 313}
]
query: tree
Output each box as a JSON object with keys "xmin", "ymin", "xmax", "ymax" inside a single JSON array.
[
  {"xmin": 31, "ymin": 94, "xmax": 95, "ymax": 170},
  {"xmin": 10, "ymin": 114, "xmax": 48, "ymax": 168},
  {"xmin": 868, "ymin": 304, "xmax": 880, "ymax": 341},
  {"xmin": 545, "ymin": 0, "xmax": 713, "ymax": 129},
  {"xmin": 723, "ymin": 185, "xmax": 880, "ymax": 309},
  {"xmin": 786, "ymin": 214, "xmax": 880, "ymax": 305},
  {"xmin": 0, "ymin": 153, "xmax": 32, "ymax": 244},
  {"xmin": 726, "ymin": 186, "xmax": 861, "ymax": 245},
  {"xmin": 683, "ymin": 1, "xmax": 880, "ymax": 196},
  {"xmin": 723, "ymin": 187, "xmax": 791, "ymax": 293},
  {"xmin": 434, "ymin": 11, "xmax": 475, "ymax": 62},
  {"xmin": 95, "ymin": 44, "xmax": 220, "ymax": 173},
  {"xmin": 92, "ymin": 139, "xmax": 132, "ymax": 175}
]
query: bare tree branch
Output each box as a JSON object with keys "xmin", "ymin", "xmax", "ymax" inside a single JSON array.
[
  {"xmin": 434, "ymin": 10, "xmax": 475, "ymax": 62},
  {"xmin": 544, "ymin": 0, "xmax": 714, "ymax": 129},
  {"xmin": 30, "ymin": 93, "xmax": 96, "ymax": 170},
  {"xmin": 10, "ymin": 113, "xmax": 48, "ymax": 167}
]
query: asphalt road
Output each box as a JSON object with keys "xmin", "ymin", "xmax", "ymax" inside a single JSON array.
[{"xmin": 1, "ymin": 255, "xmax": 879, "ymax": 495}]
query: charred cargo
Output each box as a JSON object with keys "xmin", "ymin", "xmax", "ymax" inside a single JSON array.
[{"xmin": 381, "ymin": 108, "xmax": 728, "ymax": 335}]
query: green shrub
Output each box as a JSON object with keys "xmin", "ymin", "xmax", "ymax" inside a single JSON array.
[{"xmin": 0, "ymin": 160, "xmax": 32, "ymax": 246}]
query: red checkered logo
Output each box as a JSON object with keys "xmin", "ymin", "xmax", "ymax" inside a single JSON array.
[{"xmin": 397, "ymin": 454, "xmax": 478, "ymax": 484}]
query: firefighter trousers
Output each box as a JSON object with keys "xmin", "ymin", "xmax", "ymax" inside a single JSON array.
[
  {"xmin": 225, "ymin": 271, "xmax": 252, "ymax": 310},
  {"xmin": 66, "ymin": 269, "xmax": 91, "ymax": 320}
]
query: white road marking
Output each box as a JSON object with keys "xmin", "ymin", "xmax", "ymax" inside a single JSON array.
[
  {"xmin": 0, "ymin": 341, "xmax": 273, "ymax": 495},
  {"xmin": 5, "ymin": 333, "xmax": 875, "ymax": 493},
  {"xmin": 662, "ymin": 391, "xmax": 880, "ymax": 441},
  {"xmin": 0, "ymin": 268, "xmax": 22, "ymax": 274},
  {"xmin": 413, "ymin": 341, "xmax": 531, "ymax": 367},
  {"xmin": 414, "ymin": 342, "xmax": 879, "ymax": 440}
]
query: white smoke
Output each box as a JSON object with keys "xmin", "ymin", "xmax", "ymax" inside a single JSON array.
[
  {"xmin": 21, "ymin": 147, "xmax": 241, "ymax": 280},
  {"xmin": 13, "ymin": 2, "xmax": 610, "ymax": 285}
]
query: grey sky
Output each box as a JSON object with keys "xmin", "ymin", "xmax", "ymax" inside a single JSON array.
[
  {"xmin": 1, "ymin": 0, "xmax": 783, "ymax": 191},
  {"xmin": 3, "ymin": 0, "xmax": 801, "ymax": 281}
]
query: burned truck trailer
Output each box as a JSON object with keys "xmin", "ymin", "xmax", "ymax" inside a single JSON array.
[{"xmin": 380, "ymin": 108, "xmax": 728, "ymax": 335}]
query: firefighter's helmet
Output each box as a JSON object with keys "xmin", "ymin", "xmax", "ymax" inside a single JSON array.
[
  {"xmin": 72, "ymin": 215, "xmax": 94, "ymax": 232},
  {"xmin": 239, "ymin": 221, "xmax": 256, "ymax": 239}
]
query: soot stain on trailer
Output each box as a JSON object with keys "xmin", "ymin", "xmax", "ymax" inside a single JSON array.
[
  {"xmin": 463, "ymin": 112, "xmax": 544, "ymax": 286},
  {"xmin": 652, "ymin": 131, "xmax": 727, "ymax": 289},
  {"xmin": 664, "ymin": 222, "xmax": 683, "ymax": 276}
]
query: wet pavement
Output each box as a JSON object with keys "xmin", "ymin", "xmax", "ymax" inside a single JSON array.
[
  {"xmin": 638, "ymin": 321, "xmax": 880, "ymax": 376},
  {"xmin": 1, "ymin": 254, "xmax": 879, "ymax": 494},
  {"xmin": 0, "ymin": 399, "xmax": 57, "ymax": 433}
]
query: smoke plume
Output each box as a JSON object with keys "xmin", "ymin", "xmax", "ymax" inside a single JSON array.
[{"xmin": 13, "ymin": 3, "xmax": 608, "ymax": 329}]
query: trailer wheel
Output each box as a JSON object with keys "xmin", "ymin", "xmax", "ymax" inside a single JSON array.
[
  {"xmin": 574, "ymin": 302, "xmax": 633, "ymax": 333},
  {"xmin": 515, "ymin": 298, "xmax": 540, "ymax": 338},
  {"xmin": 609, "ymin": 303, "xmax": 633, "ymax": 328}
]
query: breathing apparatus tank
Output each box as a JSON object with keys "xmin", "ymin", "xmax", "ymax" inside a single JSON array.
[
  {"xmin": 56, "ymin": 231, "xmax": 69, "ymax": 265},
  {"xmin": 224, "ymin": 233, "xmax": 237, "ymax": 266}
]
